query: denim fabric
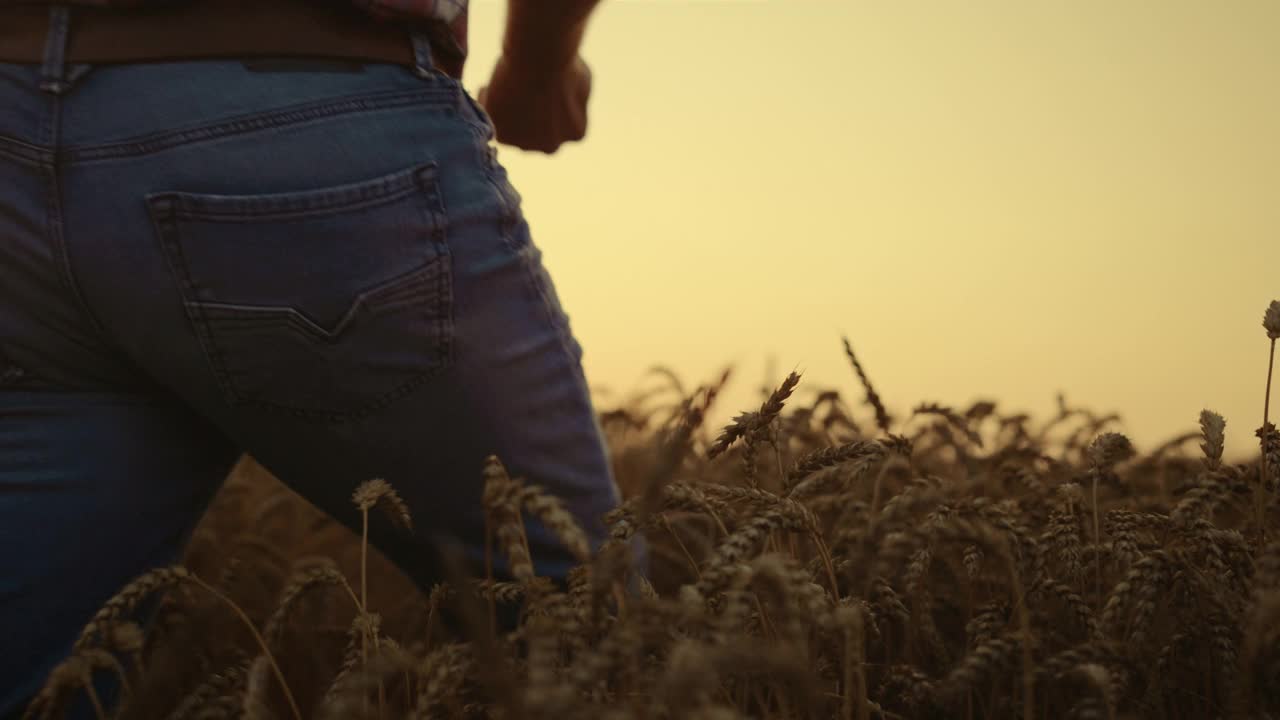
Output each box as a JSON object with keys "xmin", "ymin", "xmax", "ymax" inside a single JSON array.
[{"xmin": 0, "ymin": 40, "xmax": 646, "ymax": 718}]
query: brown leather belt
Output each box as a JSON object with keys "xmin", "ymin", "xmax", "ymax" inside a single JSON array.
[{"xmin": 0, "ymin": 0, "xmax": 461, "ymax": 78}]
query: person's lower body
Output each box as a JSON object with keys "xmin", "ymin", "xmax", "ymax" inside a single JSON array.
[{"xmin": 0, "ymin": 37, "xmax": 645, "ymax": 719}]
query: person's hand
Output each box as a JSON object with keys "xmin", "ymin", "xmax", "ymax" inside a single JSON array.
[{"xmin": 477, "ymin": 54, "xmax": 593, "ymax": 154}]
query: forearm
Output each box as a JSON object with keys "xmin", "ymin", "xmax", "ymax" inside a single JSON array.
[{"xmin": 503, "ymin": 0, "xmax": 602, "ymax": 71}]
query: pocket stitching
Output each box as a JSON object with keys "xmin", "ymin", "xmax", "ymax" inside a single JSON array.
[
  {"xmin": 187, "ymin": 260, "xmax": 445, "ymax": 343},
  {"xmin": 151, "ymin": 194, "xmax": 242, "ymax": 405},
  {"xmin": 154, "ymin": 163, "xmax": 438, "ymax": 222},
  {"xmin": 148, "ymin": 165, "xmax": 453, "ymax": 422}
]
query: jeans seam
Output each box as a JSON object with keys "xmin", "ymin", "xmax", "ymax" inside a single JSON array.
[
  {"xmin": 44, "ymin": 91, "xmax": 114, "ymax": 346},
  {"xmin": 0, "ymin": 135, "xmax": 53, "ymax": 167},
  {"xmin": 151, "ymin": 164, "xmax": 433, "ymax": 222},
  {"xmin": 150, "ymin": 196, "xmax": 240, "ymax": 403},
  {"xmin": 469, "ymin": 125, "xmax": 579, "ymax": 371},
  {"xmin": 428, "ymin": 165, "xmax": 455, "ymax": 378},
  {"xmin": 474, "ymin": 143, "xmax": 522, "ymax": 252},
  {"xmin": 528, "ymin": 262, "xmax": 583, "ymax": 372},
  {"xmin": 508, "ymin": 227, "xmax": 587, "ymax": 393},
  {"xmin": 63, "ymin": 87, "xmax": 460, "ymax": 162},
  {"xmin": 457, "ymin": 91, "xmax": 513, "ymax": 245}
]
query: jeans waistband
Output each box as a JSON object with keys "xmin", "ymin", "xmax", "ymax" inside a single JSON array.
[{"xmin": 0, "ymin": 0, "xmax": 452, "ymax": 95}]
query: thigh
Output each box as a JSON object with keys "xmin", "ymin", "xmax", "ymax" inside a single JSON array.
[
  {"xmin": 1, "ymin": 65, "xmax": 240, "ymax": 718},
  {"xmin": 0, "ymin": 388, "xmax": 239, "ymax": 718}
]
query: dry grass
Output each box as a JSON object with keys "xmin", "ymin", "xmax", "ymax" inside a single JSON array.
[{"xmin": 22, "ymin": 306, "xmax": 1280, "ymax": 720}]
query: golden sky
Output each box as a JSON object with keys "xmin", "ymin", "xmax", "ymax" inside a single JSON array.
[{"xmin": 463, "ymin": 1, "xmax": 1280, "ymax": 461}]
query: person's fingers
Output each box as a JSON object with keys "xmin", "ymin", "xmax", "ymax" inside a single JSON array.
[
  {"xmin": 475, "ymin": 57, "xmax": 595, "ymax": 153},
  {"xmin": 567, "ymin": 110, "xmax": 586, "ymax": 143},
  {"xmin": 579, "ymin": 61, "xmax": 593, "ymax": 102},
  {"xmin": 574, "ymin": 66, "xmax": 591, "ymax": 141}
]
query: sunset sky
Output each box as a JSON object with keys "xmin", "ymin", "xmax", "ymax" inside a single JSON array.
[{"xmin": 462, "ymin": 0, "xmax": 1279, "ymax": 461}]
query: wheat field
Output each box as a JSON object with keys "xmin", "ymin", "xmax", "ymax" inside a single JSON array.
[{"xmin": 21, "ymin": 302, "xmax": 1280, "ymax": 720}]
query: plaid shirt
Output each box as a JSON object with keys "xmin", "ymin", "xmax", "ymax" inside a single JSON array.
[
  {"xmin": 5, "ymin": 0, "xmax": 471, "ymax": 66},
  {"xmin": 358, "ymin": 0, "xmax": 469, "ymax": 64}
]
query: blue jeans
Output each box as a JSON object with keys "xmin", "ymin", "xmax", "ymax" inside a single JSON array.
[{"xmin": 0, "ymin": 16, "xmax": 644, "ymax": 718}]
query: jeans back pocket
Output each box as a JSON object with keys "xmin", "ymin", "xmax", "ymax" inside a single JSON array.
[{"xmin": 147, "ymin": 162, "xmax": 452, "ymax": 422}]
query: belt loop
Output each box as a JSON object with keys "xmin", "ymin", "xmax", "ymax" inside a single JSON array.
[
  {"xmin": 410, "ymin": 30, "xmax": 437, "ymax": 79},
  {"xmin": 39, "ymin": 4, "xmax": 72, "ymax": 94}
]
